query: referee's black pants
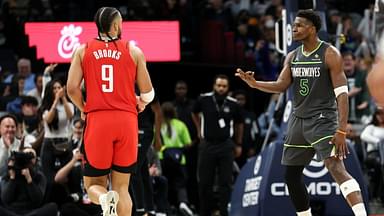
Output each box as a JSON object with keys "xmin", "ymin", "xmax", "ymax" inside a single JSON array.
[{"xmin": 198, "ymin": 139, "xmax": 234, "ymax": 216}]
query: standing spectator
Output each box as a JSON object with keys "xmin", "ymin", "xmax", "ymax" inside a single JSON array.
[
  {"xmin": 172, "ymin": 80, "xmax": 198, "ymax": 209},
  {"xmin": 0, "ymin": 147, "xmax": 58, "ymax": 216},
  {"xmin": 130, "ymin": 98, "xmax": 162, "ymax": 216},
  {"xmin": 342, "ymin": 51, "xmax": 371, "ymax": 123},
  {"xmin": 66, "ymin": 7, "xmax": 154, "ymax": 216},
  {"xmin": 232, "ymin": 90, "xmax": 261, "ymax": 167},
  {"xmin": 3, "ymin": 58, "xmax": 36, "ymax": 94},
  {"xmin": 40, "ymin": 79, "xmax": 74, "ymax": 183},
  {"xmin": 192, "ymin": 74, "xmax": 243, "ymax": 216},
  {"xmin": 159, "ymin": 102, "xmax": 194, "ymax": 216},
  {"xmin": 0, "ymin": 114, "xmax": 22, "ymax": 176}
]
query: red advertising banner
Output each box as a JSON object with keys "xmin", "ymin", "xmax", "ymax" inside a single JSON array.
[{"xmin": 25, "ymin": 21, "xmax": 180, "ymax": 63}]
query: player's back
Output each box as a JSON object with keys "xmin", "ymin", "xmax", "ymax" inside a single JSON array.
[{"xmin": 82, "ymin": 39, "xmax": 137, "ymax": 114}]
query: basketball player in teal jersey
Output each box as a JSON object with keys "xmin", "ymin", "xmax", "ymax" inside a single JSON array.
[{"xmin": 236, "ymin": 9, "xmax": 367, "ymax": 216}]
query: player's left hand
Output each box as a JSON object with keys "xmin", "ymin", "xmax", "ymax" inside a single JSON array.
[{"xmin": 329, "ymin": 131, "xmax": 349, "ymax": 160}]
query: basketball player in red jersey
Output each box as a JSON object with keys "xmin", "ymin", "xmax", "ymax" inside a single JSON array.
[{"xmin": 66, "ymin": 7, "xmax": 154, "ymax": 216}]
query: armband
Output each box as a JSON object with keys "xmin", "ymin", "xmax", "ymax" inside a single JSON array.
[
  {"xmin": 140, "ymin": 88, "xmax": 155, "ymax": 104},
  {"xmin": 334, "ymin": 85, "xmax": 348, "ymax": 98}
]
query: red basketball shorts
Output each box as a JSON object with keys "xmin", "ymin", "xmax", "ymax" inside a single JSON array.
[{"xmin": 83, "ymin": 110, "xmax": 138, "ymax": 176}]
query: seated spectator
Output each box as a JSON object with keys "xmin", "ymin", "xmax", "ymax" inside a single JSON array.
[
  {"xmin": 0, "ymin": 114, "xmax": 24, "ymax": 177},
  {"xmin": 360, "ymin": 107, "xmax": 384, "ymax": 153},
  {"xmin": 148, "ymin": 146, "xmax": 169, "ymax": 215},
  {"xmin": 3, "ymin": 75, "xmax": 25, "ymax": 113},
  {"xmin": 70, "ymin": 118, "xmax": 83, "ymax": 150},
  {"xmin": 27, "ymin": 73, "xmax": 43, "ymax": 106},
  {"xmin": 0, "ymin": 147, "xmax": 58, "ymax": 216},
  {"xmin": 360, "ymin": 107, "xmax": 384, "ymax": 202},
  {"xmin": 3, "ymin": 58, "xmax": 36, "ymax": 95},
  {"xmin": 55, "ymin": 148, "xmax": 101, "ymax": 216}
]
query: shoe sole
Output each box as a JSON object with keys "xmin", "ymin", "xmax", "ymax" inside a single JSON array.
[{"xmin": 103, "ymin": 191, "xmax": 119, "ymax": 216}]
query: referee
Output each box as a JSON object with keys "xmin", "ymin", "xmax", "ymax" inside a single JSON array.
[{"xmin": 192, "ymin": 74, "xmax": 243, "ymax": 216}]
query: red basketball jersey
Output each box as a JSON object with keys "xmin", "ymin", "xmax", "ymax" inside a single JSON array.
[{"xmin": 82, "ymin": 39, "xmax": 137, "ymax": 114}]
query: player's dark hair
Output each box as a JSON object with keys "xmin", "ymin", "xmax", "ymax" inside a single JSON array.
[
  {"xmin": 94, "ymin": 7, "xmax": 121, "ymax": 41},
  {"xmin": 296, "ymin": 9, "xmax": 322, "ymax": 32}
]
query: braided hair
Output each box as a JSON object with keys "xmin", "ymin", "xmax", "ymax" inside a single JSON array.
[{"xmin": 94, "ymin": 7, "xmax": 121, "ymax": 41}]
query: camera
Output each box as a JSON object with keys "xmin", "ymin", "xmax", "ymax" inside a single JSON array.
[{"xmin": 8, "ymin": 151, "xmax": 35, "ymax": 172}]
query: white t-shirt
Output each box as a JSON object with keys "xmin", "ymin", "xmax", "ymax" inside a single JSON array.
[
  {"xmin": 43, "ymin": 102, "xmax": 74, "ymax": 138},
  {"xmin": 360, "ymin": 124, "xmax": 384, "ymax": 152}
]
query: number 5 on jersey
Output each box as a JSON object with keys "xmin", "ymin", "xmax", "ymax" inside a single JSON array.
[
  {"xmin": 299, "ymin": 78, "xmax": 309, "ymax": 96},
  {"xmin": 101, "ymin": 65, "xmax": 113, "ymax": 92}
]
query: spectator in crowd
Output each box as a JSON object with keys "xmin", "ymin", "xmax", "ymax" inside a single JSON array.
[
  {"xmin": 232, "ymin": 90, "xmax": 261, "ymax": 167},
  {"xmin": 0, "ymin": 114, "xmax": 23, "ymax": 176},
  {"xmin": 342, "ymin": 51, "xmax": 371, "ymax": 123},
  {"xmin": 172, "ymin": 80, "xmax": 198, "ymax": 208},
  {"xmin": 70, "ymin": 118, "xmax": 83, "ymax": 150},
  {"xmin": 192, "ymin": 74, "xmax": 243, "ymax": 216},
  {"xmin": 3, "ymin": 58, "xmax": 36, "ymax": 94},
  {"xmin": 360, "ymin": 107, "xmax": 384, "ymax": 203},
  {"xmin": 3, "ymin": 75, "xmax": 25, "ymax": 114},
  {"xmin": 55, "ymin": 148, "xmax": 101, "ymax": 216},
  {"xmin": 360, "ymin": 107, "xmax": 384, "ymax": 152},
  {"xmin": 0, "ymin": 147, "xmax": 58, "ymax": 216},
  {"xmin": 27, "ymin": 73, "xmax": 43, "ymax": 106},
  {"xmin": 147, "ymin": 146, "xmax": 168, "ymax": 215},
  {"xmin": 159, "ymin": 102, "xmax": 194, "ymax": 216},
  {"xmin": 39, "ymin": 79, "xmax": 74, "ymax": 202}
]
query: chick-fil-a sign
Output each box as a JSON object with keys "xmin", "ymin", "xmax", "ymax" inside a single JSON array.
[{"xmin": 25, "ymin": 21, "xmax": 180, "ymax": 63}]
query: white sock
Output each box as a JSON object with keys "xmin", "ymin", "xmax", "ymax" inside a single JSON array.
[
  {"xmin": 297, "ymin": 208, "xmax": 312, "ymax": 216},
  {"xmin": 351, "ymin": 203, "xmax": 367, "ymax": 216}
]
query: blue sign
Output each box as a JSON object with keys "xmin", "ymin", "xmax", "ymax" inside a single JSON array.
[{"xmin": 230, "ymin": 141, "xmax": 369, "ymax": 216}]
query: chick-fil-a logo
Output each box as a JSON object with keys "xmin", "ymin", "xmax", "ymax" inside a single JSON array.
[
  {"xmin": 58, "ymin": 24, "xmax": 82, "ymax": 59},
  {"xmin": 25, "ymin": 21, "xmax": 180, "ymax": 63}
]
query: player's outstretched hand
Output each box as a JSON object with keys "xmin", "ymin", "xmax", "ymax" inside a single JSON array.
[{"xmin": 235, "ymin": 68, "xmax": 257, "ymax": 88}]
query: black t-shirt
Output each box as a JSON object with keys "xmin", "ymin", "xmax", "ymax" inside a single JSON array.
[
  {"xmin": 193, "ymin": 92, "xmax": 243, "ymax": 142},
  {"xmin": 173, "ymin": 98, "xmax": 197, "ymax": 140}
]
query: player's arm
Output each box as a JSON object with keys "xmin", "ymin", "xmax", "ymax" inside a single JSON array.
[
  {"xmin": 130, "ymin": 44, "xmax": 154, "ymax": 106},
  {"xmin": 326, "ymin": 45, "xmax": 349, "ymax": 159},
  {"xmin": 151, "ymin": 100, "xmax": 163, "ymax": 151},
  {"xmin": 326, "ymin": 46, "xmax": 349, "ymax": 132},
  {"xmin": 67, "ymin": 45, "xmax": 85, "ymax": 112},
  {"xmin": 367, "ymin": 34, "xmax": 384, "ymax": 107},
  {"xmin": 235, "ymin": 51, "xmax": 295, "ymax": 93}
]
